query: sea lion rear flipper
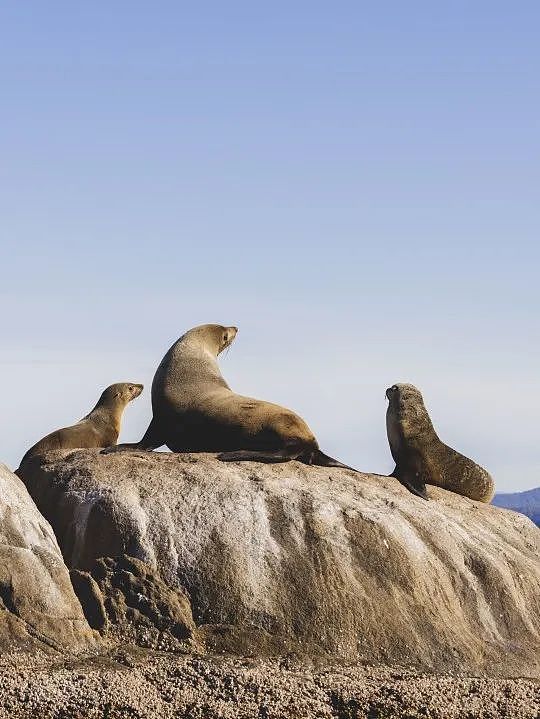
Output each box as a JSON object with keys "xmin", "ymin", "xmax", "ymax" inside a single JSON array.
[
  {"xmin": 217, "ymin": 447, "xmax": 302, "ymax": 464},
  {"xmin": 308, "ymin": 450, "xmax": 358, "ymax": 472},
  {"xmin": 391, "ymin": 468, "xmax": 429, "ymax": 500}
]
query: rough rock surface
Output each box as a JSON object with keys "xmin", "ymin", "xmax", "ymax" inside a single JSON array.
[
  {"xmin": 0, "ymin": 462, "xmax": 94, "ymax": 651},
  {"xmin": 0, "ymin": 650, "xmax": 538, "ymax": 719},
  {"xmin": 19, "ymin": 450, "xmax": 540, "ymax": 676},
  {"xmin": 71, "ymin": 555, "xmax": 198, "ymax": 651}
]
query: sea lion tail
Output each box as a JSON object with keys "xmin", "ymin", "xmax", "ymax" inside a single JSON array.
[{"xmin": 308, "ymin": 450, "xmax": 358, "ymax": 472}]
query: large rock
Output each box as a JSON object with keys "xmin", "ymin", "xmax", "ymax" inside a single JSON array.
[
  {"xmin": 0, "ymin": 462, "xmax": 94, "ymax": 651},
  {"xmin": 19, "ymin": 450, "xmax": 540, "ymax": 676}
]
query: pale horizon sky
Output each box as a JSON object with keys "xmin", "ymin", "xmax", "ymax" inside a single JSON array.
[{"xmin": 1, "ymin": 3, "xmax": 538, "ymax": 492}]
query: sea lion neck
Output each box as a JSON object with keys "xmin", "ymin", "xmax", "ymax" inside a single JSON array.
[
  {"xmin": 169, "ymin": 338, "xmax": 221, "ymax": 372},
  {"xmin": 86, "ymin": 396, "xmax": 126, "ymax": 433},
  {"xmin": 155, "ymin": 337, "xmax": 230, "ymax": 400},
  {"xmin": 398, "ymin": 403, "xmax": 437, "ymax": 444},
  {"xmin": 386, "ymin": 385, "xmax": 437, "ymax": 444}
]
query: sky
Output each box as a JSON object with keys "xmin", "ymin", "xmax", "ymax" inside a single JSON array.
[{"xmin": 0, "ymin": 2, "xmax": 538, "ymax": 492}]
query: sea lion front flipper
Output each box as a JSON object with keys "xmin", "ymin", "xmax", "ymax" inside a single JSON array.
[
  {"xmin": 101, "ymin": 418, "xmax": 165, "ymax": 454},
  {"xmin": 391, "ymin": 467, "xmax": 429, "ymax": 500},
  {"xmin": 102, "ymin": 443, "xmax": 150, "ymax": 454}
]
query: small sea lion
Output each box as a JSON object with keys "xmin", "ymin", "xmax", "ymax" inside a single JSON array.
[
  {"xmin": 18, "ymin": 382, "xmax": 143, "ymax": 467},
  {"xmin": 385, "ymin": 383, "xmax": 494, "ymax": 502},
  {"xmin": 107, "ymin": 324, "xmax": 356, "ymax": 470}
]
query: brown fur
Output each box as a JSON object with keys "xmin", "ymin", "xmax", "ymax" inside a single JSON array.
[
  {"xmin": 386, "ymin": 383, "xmax": 494, "ymax": 502},
  {"xmin": 18, "ymin": 383, "xmax": 143, "ymax": 467},
  {"xmin": 108, "ymin": 324, "xmax": 356, "ymax": 470}
]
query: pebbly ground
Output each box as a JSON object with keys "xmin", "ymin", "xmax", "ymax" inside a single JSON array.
[{"xmin": 0, "ymin": 649, "xmax": 537, "ymax": 719}]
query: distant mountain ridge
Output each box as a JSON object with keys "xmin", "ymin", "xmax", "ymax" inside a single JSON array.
[{"xmin": 492, "ymin": 487, "xmax": 540, "ymax": 527}]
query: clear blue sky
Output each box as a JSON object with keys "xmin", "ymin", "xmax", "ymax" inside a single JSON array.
[{"xmin": 1, "ymin": 2, "xmax": 538, "ymax": 491}]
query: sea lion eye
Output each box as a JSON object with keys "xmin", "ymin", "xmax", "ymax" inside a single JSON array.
[{"xmin": 128, "ymin": 386, "xmax": 133, "ymax": 391}]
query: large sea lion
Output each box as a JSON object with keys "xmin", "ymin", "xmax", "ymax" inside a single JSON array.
[
  {"xmin": 385, "ymin": 383, "xmax": 494, "ymax": 502},
  {"xmin": 18, "ymin": 382, "xmax": 143, "ymax": 467},
  {"xmin": 107, "ymin": 324, "xmax": 356, "ymax": 470}
]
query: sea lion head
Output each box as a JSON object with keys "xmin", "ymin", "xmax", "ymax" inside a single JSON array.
[
  {"xmin": 385, "ymin": 383, "xmax": 434, "ymax": 443},
  {"xmin": 183, "ymin": 324, "xmax": 238, "ymax": 356},
  {"xmin": 99, "ymin": 382, "xmax": 144, "ymax": 407}
]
